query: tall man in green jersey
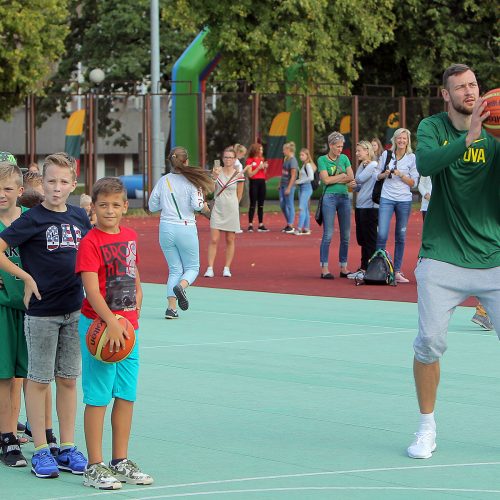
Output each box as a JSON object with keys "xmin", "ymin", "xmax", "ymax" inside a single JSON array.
[{"xmin": 408, "ymin": 64, "xmax": 500, "ymax": 459}]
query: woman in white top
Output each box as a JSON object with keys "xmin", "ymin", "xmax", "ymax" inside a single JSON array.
[
  {"xmin": 374, "ymin": 128, "xmax": 419, "ymax": 283},
  {"xmin": 294, "ymin": 148, "xmax": 315, "ymax": 235},
  {"xmin": 204, "ymin": 147, "xmax": 245, "ymax": 278},
  {"xmin": 351, "ymin": 141, "xmax": 379, "ymax": 276},
  {"xmin": 149, "ymin": 147, "xmax": 212, "ymax": 319},
  {"xmin": 418, "ymin": 176, "xmax": 432, "ymax": 221}
]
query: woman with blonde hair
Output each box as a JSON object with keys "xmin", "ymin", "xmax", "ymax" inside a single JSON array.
[
  {"xmin": 348, "ymin": 141, "xmax": 379, "ymax": 279},
  {"xmin": 370, "ymin": 137, "xmax": 384, "ymax": 160},
  {"xmin": 318, "ymin": 131, "xmax": 355, "ymax": 279},
  {"xmin": 149, "ymin": 147, "xmax": 212, "ymax": 319},
  {"xmin": 280, "ymin": 141, "xmax": 298, "ymax": 233},
  {"xmin": 204, "ymin": 147, "xmax": 245, "ymax": 278},
  {"xmin": 374, "ymin": 128, "xmax": 419, "ymax": 283},
  {"xmin": 294, "ymin": 148, "xmax": 315, "ymax": 235}
]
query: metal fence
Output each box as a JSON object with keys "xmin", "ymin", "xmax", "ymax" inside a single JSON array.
[{"xmin": 0, "ymin": 87, "xmax": 445, "ymax": 205}]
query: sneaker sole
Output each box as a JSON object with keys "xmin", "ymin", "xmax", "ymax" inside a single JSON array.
[
  {"xmin": 113, "ymin": 474, "xmax": 154, "ymax": 485},
  {"xmin": 84, "ymin": 479, "xmax": 122, "ymax": 490},
  {"xmin": 407, "ymin": 443, "xmax": 437, "ymax": 459},
  {"xmin": 58, "ymin": 464, "xmax": 85, "ymax": 475},
  {"xmin": 471, "ymin": 317, "xmax": 493, "ymax": 330},
  {"xmin": 1, "ymin": 456, "xmax": 27, "ymax": 467},
  {"xmin": 31, "ymin": 467, "xmax": 59, "ymax": 478},
  {"xmin": 173, "ymin": 285, "xmax": 189, "ymax": 311},
  {"xmin": 165, "ymin": 315, "xmax": 179, "ymax": 320}
]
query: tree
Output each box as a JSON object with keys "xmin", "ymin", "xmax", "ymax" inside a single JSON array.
[
  {"xmin": 168, "ymin": 0, "xmax": 395, "ymax": 93},
  {"xmin": 0, "ymin": 0, "xmax": 69, "ymax": 119},
  {"xmin": 354, "ymin": 0, "xmax": 499, "ymax": 95},
  {"xmin": 37, "ymin": 0, "xmax": 198, "ymax": 145}
]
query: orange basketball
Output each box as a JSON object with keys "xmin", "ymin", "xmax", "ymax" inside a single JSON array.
[
  {"xmin": 86, "ymin": 314, "xmax": 136, "ymax": 363},
  {"xmin": 483, "ymin": 88, "xmax": 500, "ymax": 138}
]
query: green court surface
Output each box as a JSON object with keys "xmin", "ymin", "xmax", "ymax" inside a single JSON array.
[{"xmin": 5, "ymin": 284, "xmax": 500, "ymax": 499}]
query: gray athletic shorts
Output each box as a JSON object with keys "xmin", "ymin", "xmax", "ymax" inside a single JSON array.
[
  {"xmin": 413, "ymin": 258, "xmax": 500, "ymax": 364},
  {"xmin": 25, "ymin": 311, "xmax": 82, "ymax": 383}
]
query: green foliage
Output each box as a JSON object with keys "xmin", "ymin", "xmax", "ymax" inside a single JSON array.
[
  {"xmin": 0, "ymin": 0, "xmax": 68, "ymax": 119},
  {"xmin": 167, "ymin": 0, "xmax": 395, "ymax": 93},
  {"xmin": 356, "ymin": 0, "xmax": 499, "ymax": 94}
]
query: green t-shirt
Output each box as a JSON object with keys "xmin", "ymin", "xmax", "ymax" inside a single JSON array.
[
  {"xmin": 416, "ymin": 112, "xmax": 500, "ymax": 268},
  {"xmin": 317, "ymin": 154, "xmax": 351, "ymax": 194},
  {"xmin": 0, "ymin": 206, "xmax": 28, "ymax": 310}
]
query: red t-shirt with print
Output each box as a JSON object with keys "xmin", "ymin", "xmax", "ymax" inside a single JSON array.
[
  {"xmin": 76, "ymin": 226, "xmax": 140, "ymax": 329},
  {"xmin": 246, "ymin": 156, "xmax": 266, "ymax": 180}
]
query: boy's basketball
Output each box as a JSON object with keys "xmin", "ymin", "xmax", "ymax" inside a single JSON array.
[
  {"xmin": 86, "ymin": 315, "xmax": 136, "ymax": 363},
  {"xmin": 483, "ymin": 88, "xmax": 500, "ymax": 138}
]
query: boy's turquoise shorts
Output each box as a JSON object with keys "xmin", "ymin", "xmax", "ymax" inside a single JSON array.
[{"xmin": 78, "ymin": 314, "xmax": 139, "ymax": 406}]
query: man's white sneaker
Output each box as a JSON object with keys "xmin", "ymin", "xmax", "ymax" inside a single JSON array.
[
  {"xmin": 223, "ymin": 267, "xmax": 232, "ymax": 277},
  {"xmin": 407, "ymin": 431, "xmax": 436, "ymax": 459},
  {"xmin": 204, "ymin": 267, "xmax": 214, "ymax": 278}
]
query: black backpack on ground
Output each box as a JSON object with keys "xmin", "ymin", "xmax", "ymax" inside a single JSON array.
[{"xmin": 356, "ymin": 249, "xmax": 397, "ymax": 286}]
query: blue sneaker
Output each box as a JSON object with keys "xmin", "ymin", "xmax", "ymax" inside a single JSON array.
[
  {"xmin": 56, "ymin": 447, "xmax": 87, "ymax": 475},
  {"xmin": 31, "ymin": 448, "xmax": 59, "ymax": 478}
]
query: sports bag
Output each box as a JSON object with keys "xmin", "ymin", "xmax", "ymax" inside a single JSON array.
[
  {"xmin": 359, "ymin": 249, "xmax": 397, "ymax": 286},
  {"xmin": 371, "ymin": 150, "xmax": 392, "ymax": 204}
]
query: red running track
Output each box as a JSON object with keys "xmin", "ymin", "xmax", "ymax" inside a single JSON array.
[{"xmin": 125, "ymin": 210, "xmax": 464, "ymax": 304}]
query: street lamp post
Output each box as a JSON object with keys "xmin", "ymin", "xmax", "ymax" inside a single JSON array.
[{"xmin": 89, "ymin": 69, "xmax": 105, "ymax": 186}]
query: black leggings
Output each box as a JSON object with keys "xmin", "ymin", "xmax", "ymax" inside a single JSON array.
[
  {"xmin": 355, "ymin": 207, "xmax": 378, "ymax": 270},
  {"xmin": 249, "ymin": 178, "xmax": 266, "ymax": 224}
]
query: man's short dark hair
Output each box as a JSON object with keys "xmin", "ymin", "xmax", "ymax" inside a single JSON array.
[{"xmin": 442, "ymin": 64, "xmax": 472, "ymax": 89}]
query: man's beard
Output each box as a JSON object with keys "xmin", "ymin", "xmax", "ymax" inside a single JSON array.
[{"xmin": 449, "ymin": 94, "xmax": 474, "ymax": 115}]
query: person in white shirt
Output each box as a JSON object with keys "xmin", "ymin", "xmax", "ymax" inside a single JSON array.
[
  {"xmin": 418, "ymin": 176, "xmax": 432, "ymax": 221},
  {"xmin": 294, "ymin": 148, "xmax": 315, "ymax": 235},
  {"xmin": 148, "ymin": 147, "xmax": 212, "ymax": 319},
  {"xmin": 374, "ymin": 128, "xmax": 419, "ymax": 283}
]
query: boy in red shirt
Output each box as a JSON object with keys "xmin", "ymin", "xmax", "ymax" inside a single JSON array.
[{"xmin": 76, "ymin": 177, "xmax": 153, "ymax": 489}]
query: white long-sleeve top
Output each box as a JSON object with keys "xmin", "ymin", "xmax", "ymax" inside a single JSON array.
[
  {"xmin": 295, "ymin": 163, "xmax": 314, "ymax": 184},
  {"xmin": 354, "ymin": 160, "xmax": 378, "ymax": 208},
  {"xmin": 418, "ymin": 175, "xmax": 432, "ymax": 211},
  {"xmin": 148, "ymin": 172, "xmax": 204, "ymax": 225},
  {"xmin": 374, "ymin": 150, "xmax": 419, "ymax": 202}
]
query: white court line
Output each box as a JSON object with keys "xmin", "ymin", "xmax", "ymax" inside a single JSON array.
[
  {"xmin": 142, "ymin": 332, "xmax": 393, "ymax": 349},
  {"xmin": 92, "ymin": 486, "xmax": 500, "ymax": 498},
  {"xmin": 42, "ymin": 461, "xmax": 500, "ymax": 500}
]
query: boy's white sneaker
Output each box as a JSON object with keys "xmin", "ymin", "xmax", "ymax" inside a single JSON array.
[
  {"xmin": 223, "ymin": 267, "xmax": 232, "ymax": 277},
  {"xmin": 407, "ymin": 430, "xmax": 436, "ymax": 459},
  {"xmin": 204, "ymin": 267, "xmax": 214, "ymax": 278}
]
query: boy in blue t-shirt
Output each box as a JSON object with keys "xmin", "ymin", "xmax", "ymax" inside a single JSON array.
[
  {"xmin": 0, "ymin": 153, "xmax": 91, "ymax": 478},
  {"xmin": 76, "ymin": 177, "xmax": 153, "ymax": 489}
]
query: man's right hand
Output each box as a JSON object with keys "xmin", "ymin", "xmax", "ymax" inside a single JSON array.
[{"xmin": 466, "ymin": 97, "xmax": 489, "ymax": 147}]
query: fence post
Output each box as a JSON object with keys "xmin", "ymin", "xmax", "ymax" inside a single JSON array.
[
  {"xmin": 399, "ymin": 96, "xmax": 407, "ymax": 129},
  {"xmin": 252, "ymin": 92, "xmax": 260, "ymax": 143},
  {"xmin": 305, "ymin": 94, "xmax": 313, "ymax": 151}
]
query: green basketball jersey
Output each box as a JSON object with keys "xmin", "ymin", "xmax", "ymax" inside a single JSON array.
[
  {"xmin": 0, "ymin": 206, "xmax": 28, "ymax": 310},
  {"xmin": 416, "ymin": 112, "xmax": 500, "ymax": 268}
]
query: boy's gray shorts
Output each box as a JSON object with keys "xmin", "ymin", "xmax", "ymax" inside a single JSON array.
[
  {"xmin": 25, "ymin": 311, "xmax": 82, "ymax": 383},
  {"xmin": 414, "ymin": 258, "xmax": 500, "ymax": 364}
]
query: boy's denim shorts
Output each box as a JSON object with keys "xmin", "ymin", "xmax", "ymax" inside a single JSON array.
[
  {"xmin": 78, "ymin": 314, "xmax": 139, "ymax": 407},
  {"xmin": 25, "ymin": 311, "xmax": 82, "ymax": 383}
]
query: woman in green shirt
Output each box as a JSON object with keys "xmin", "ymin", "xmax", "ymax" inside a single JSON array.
[{"xmin": 317, "ymin": 132, "xmax": 355, "ymax": 279}]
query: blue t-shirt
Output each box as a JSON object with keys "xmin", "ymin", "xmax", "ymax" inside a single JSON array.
[
  {"xmin": 281, "ymin": 156, "xmax": 299, "ymax": 185},
  {"xmin": 0, "ymin": 204, "xmax": 92, "ymax": 316}
]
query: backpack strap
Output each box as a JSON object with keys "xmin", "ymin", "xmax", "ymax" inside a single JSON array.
[{"xmin": 382, "ymin": 150, "xmax": 392, "ymax": 171}]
